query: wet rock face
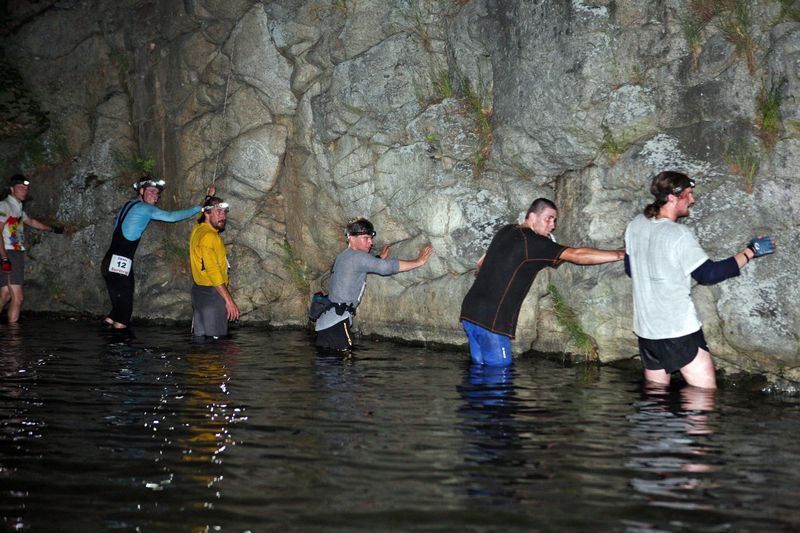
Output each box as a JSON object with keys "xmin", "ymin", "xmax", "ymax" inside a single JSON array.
[{"xmin": 1, "ymin": 0, "xmax": 798, "ymax": 381}]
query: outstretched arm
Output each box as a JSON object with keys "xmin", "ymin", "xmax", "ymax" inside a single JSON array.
[
  {"xmin": 694, "ymin": 236, "xmax": 776, "ymax": 284},
  {"xmin": 398, "ymin": 244, "xmax": 433, "ymax": 272},
  {"xmin": 141, "ymin": 203, "xmax": 201, "ymax": 223},
  {"xmin": 23, "ymin": 215, "xmax": 63, "ymax": 234},
  {"xmin": 560, "ymin": 247, "xmax": 624, "ymax": 265}
]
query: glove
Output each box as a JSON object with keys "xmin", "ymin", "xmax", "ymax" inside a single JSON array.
[
  {"xmin": 748, "ymin": 236, "xmax": 774, "ymax": 257},
  {"xmin": 51, "ymin": 226, "xmax": 64, "ymax": 234},
  {"xmin": 1, "ymin": 258, "xmax": 11, "ymax": 272}
]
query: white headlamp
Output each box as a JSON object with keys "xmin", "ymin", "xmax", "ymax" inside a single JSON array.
[
  {"xmin": 202, "ymin": 202, "xmax": 230, "ymax": 213},
  {"xmin": 134, "ymin": 179, "xmax": 166, "ymax": 191}
]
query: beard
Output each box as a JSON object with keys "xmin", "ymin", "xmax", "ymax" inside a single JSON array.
[{"xmin": 211, "ymin": 219, "xmax": 226, "ymax": 232}]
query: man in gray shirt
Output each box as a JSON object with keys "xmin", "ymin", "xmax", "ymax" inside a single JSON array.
[{"xmin": 315, "ymin": 217, "xmax": 433, "ymax": 351}]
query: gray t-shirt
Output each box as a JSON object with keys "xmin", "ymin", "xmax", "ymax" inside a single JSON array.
[
  {"xmin": 625, "ymin": 214, "xmax": 709, "ymax": 339},
  {"xmin": 314, "ymin": 247, "xmax": 400, "ymax": 331}
]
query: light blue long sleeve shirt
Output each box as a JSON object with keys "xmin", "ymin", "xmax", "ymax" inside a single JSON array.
[{"xmin": 116, "ymin": 201, "xmax": 200, "ymax": 241}]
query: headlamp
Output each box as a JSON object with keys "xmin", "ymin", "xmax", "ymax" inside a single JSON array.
[
  {"xmin": 134, "ymin": 179, "xmax": 166, "ymax": 191},
  {"xmin": 202, "ymin": 202, "xmax": 230, "ymax": 213},
  {"xmin": 348, "ymin": 230, "xmax": 376, "ymax": 237},
  {"xmin": 671, "ymin": 179, "xmax": 695, "ymax": 196}
]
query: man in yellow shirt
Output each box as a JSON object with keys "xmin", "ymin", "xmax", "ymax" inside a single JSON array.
[{"xmin": 189, "ymin": 196, "xmax": 239, "ymax": 338}]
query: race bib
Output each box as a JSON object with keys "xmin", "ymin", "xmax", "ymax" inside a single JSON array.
[{"xmin": 109, "ymin": 254, "xmax": 132, "ymax": 276}]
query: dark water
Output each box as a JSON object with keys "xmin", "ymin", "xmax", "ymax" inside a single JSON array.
[{"xmin": 1, "ymin": 319, "xmax": 799, "ymax": 532}]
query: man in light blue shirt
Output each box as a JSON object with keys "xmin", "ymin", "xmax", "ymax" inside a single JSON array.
[{"xmin": 101, "ymin": 176, "xmax": 214, "ymax": 329}]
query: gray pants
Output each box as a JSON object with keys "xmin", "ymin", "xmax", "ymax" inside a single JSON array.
[
  {"xmin": 191, "ymin": 283, "xmax": 228, "ymax": 338},
  {"xmin": 2, "ymin": 250, "xmax": 25, "ymax": 286}
]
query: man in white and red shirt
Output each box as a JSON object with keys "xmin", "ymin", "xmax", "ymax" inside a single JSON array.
[{"xmin": 0, "ymin": 174, "xmax": 65, "ymax": 323}]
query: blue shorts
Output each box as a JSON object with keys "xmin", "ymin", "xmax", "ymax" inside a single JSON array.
[{"xmin": 462, "ymin": 320, "xmax": 512, "ymax": 367}]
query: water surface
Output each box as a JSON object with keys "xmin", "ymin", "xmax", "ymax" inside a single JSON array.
[{"xmin": 1, "ymin": 318, "xmax": 798, "ymax": 531}]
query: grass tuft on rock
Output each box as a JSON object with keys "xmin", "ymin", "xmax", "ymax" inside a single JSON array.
[
  {"xmin": 282, "ymin": 239, "xmax": 311, "ymax": 295},
  {"xmin": 548, "ymin": 283, "xmax": 599, "ymax": 362},
  {"xmin": 460, "ymin": 78, "xmax": 493, "ymax": 178},
  {"xmin": 719, "ymin": 0, "xmax": 756, "ymax": 75},
  {"xmin": 724, "ymin": 142, "xmax": 760, "ymax": 193},
  {"xmin": 756, "ymin": 79, "xmax": 782, "ymax": 152}
]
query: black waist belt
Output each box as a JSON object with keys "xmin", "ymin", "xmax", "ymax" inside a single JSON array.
[{"xmin": 333, "ymin": 302, "xmax": 356, "ymax": 316}]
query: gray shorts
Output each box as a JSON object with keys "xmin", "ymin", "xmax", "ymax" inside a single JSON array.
[
  {"xmin": 2, "ymin": 250, "xmax": 25, "ymax": 286},
  {"xmin": 191, "ymin": 283, "xmax": 228, "ymax": 338}
]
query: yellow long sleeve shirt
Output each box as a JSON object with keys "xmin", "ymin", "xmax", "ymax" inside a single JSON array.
[{"xmin": 189, "ymin": 223, "xmax": 229, "ymax": 287}]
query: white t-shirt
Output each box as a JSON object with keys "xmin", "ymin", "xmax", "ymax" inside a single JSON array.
[
  {"xmin": 0, "ymin": 195, "xmax": 27, "ymax": 251},
  {"xmin": 624, "ymin": 214, "xmax": 709, "ymax": 339}
]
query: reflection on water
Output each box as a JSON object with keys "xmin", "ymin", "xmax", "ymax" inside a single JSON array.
[
  {"xmin": 458, "ymin": 365, "xmax": 521, "ymax": 503},
  {"xmin": 1, "ymin": 319, "xmax": 799, "ymax": 531},
  {"xmin": 627, "ymin": 385, "xmax": 719, "ymax": 510}
]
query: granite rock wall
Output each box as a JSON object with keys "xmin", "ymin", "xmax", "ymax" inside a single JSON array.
[{"xmin": 1, "ymin": 0, "xmax": 797, "ymax": 385}]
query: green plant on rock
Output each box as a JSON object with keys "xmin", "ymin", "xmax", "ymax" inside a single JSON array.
[
  {"xmin": 460, "ymin": 78, "xmax": 493, "ymax": 178},
  {"xmin": 689, "ymin": 0, "xmax": 728, "ymax": 24},
  {"xmin": 548, "ymin": 283, "xmax": 599, "ymax": 362},
  {"xmin": 719, "ymin": 0, "xmax": 756, "ymax": 75},
  {"xmin": 400, "ymin": 1, "xmax": 434, "ymax": 53},
  {"xmin": 682, "ymin": 15, "xmax": 705, "ymax": 71},
  {"xmin": 629, "ymin": 65, "xmax": 646, "ymax": 86},
  {"xmin": 137, "ymin": 150, "xmax": 157, "ymax": 175},
  {"xmin": 419, "ymin": 70, "xmax": 456, "ymax": 110},
  {"xmin": 114, "ymin": 147, "xmax": 158, "ymax": 177},
  {"xmin": 756, "ymin": 79, "xmax": 782, "ymax": 152},
  {"xmin": 724, "ymin": 142, "xmax": 760, "ymax": 193},
  {"xmin": 433, "ymin": 70, "xmax": 455, "ymax": 100},
  {"xmin": 601, "ymin": 126, "xmax": 622, "ymax": 166},
  {"xmin": 281, "ymin": 239, "xmax": 311, "ymax": 294},
  {"xmin": 778, "ymin": 0, "xmax": 800, "ymax": 21}
]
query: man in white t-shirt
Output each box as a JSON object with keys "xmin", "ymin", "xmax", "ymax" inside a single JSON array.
[
  {"xmin": 0, "ymin": 174, "xmax": 66, "ymax": 323},
  {"xmin": 625, "ymin": 171, "xmax": 775, "ymax": 389}
]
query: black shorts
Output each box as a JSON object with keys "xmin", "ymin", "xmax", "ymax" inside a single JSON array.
[
  {"xmin": 315, "ymin": 319, "xmax": 352, "ymax": 351},
  {"xmin": 638, "ymin": 329, "xmax": 708, "ymax": 374}
]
